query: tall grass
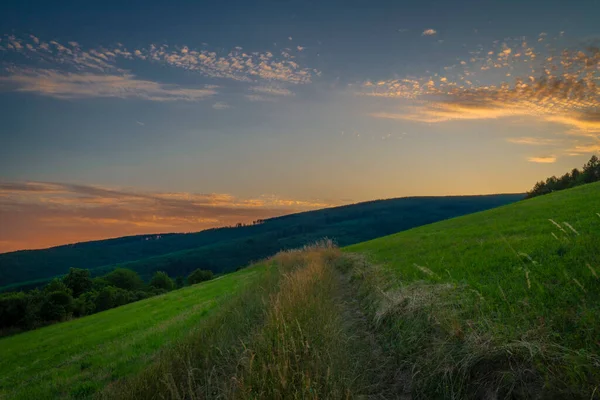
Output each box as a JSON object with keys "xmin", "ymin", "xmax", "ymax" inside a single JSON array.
[{"xmin": 101, "ymin": 241, "xmax": 388, "ymax": 399}]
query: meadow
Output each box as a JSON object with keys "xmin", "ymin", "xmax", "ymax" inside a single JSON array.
[
  {"xmin": 0, "ymin": 267, "xmax": 261, "ymax": 400},
  {"xmin": 345, "ymin": 181, "xmax": 600, "ymax": 397},
  {"xmin": 0, "ymin": 182, "xmax": 598, "ymax": 399}
]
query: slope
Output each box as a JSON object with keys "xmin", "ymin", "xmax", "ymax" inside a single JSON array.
[
  {"xmin": 0, "ymin": 266, "xmax": 262, "ymax": 400},
  {"xmin": 344, "ymin": 182, "xmax": 600, "ymax": 397},
  {"xmin": 0, "ymin": 193, "xmax": 523, "ymax": 291}
]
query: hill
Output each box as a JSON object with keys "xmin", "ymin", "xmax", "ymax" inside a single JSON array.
[
  {"xmin": 344, "ymin": 181, "xmax": 600, "ymax": 397},
  {"xmin": 2, "ymin": 184, "xmax": 598, "ymax": 399},
  {"xmin": 0, "ymin": 265, "xmax": 263, "ymax": 399},
  {"xmin": 0, "ymin": 193, "xmax": 523, "ymax": 291}
]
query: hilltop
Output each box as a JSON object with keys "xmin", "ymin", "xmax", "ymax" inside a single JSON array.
[{"xmin": 0, "ymin": 193, "xmax": 522, "ymax": 291}]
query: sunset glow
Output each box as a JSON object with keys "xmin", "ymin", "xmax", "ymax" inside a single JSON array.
[{"xmin": 1, "ymin": 0, "xmax": 599, "ymax": 252}]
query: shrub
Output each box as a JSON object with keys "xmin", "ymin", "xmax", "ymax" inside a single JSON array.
[
  {"xmin": 63, "ymin": 268, "xmax": 93, "ymax": 298},
  {"xmin": 104, "ymin": 268, "xmax": 144, "ymax": 291},
  {"xmin": 0, "ymin": 292, "xmax": 28, "ymax": 328},
  {"xmin": 149, "ymin": 271, "xmax": 175, "ymax": 291},
  {"xmin": 187, "ymin": 269, "xmax": 214, "ymax": 285},
  {"xmin": 73, "ymin": 291, "xmax": 97, "ymax": 317},
  {"xmin": 40, "ymin": 290, "xmax": 73, "ymax": 322}
]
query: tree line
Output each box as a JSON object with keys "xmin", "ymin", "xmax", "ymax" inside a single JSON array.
[
  {"xmin": 526, "ymin": 155, "xmax": 600, "ymax": 199},
  {"xmin": 0, "ymin": 267, "xmax": 214, "ymax": 336}
]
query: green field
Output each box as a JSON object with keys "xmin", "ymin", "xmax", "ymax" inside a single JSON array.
[
  {"xmin": 1, "ymin": 183, "xmax": 599, "ymax": 399},
  {"xmin": 345, "ymin": 181, "xmax": 600, "ymax": 397},
  {"xmin": 0, "ymin": 267, "xmax": 261, "ymax": 400}
]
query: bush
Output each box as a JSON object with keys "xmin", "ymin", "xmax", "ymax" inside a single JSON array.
[
  {"xmin": 44, "ymin": 278, "xmax": 71, "ymax": 295},
  {"xmin": 104, "ymin": 268, "xmax": 144, "ymax": 291},
  {"xmin": 187, "ymin": 269, "xmax": 214, "ymax": 285},
  {"xmin": 40, "ymin": 290, "xmax": 73, "ymax": 322},
  {"xmin": 149, "ymin": 271, "xmax": 175, "ymax": 291},
  {"xmin": 73, "ymin": 291, "xmax": 97, "ymax": 317},
  {"xmin": 63, "ymin": 268, "xmax": 93, "ymax": 298},
  {"xmin": 0, "ymin": 292, "xmax": 28, "ymax": 328}
]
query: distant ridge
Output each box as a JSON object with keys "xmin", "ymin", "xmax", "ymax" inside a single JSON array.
[{"xmin": 0, "ymin": 193, "xmax": 524, "ymax": 291}]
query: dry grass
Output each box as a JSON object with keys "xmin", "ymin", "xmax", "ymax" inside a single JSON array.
[{"xmin": 101, "ymin": 241, "xmax": 388, "ymax": 399}]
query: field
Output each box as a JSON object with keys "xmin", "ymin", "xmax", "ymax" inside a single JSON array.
[
  {"xmin": 345, "ymin": 181, "xmax": 600, "ymax": 397},
  {"xmin": 0, "ymin": 267, "xmax": 261, "ymax": 400},
  {"xmin": 1, "ymin": 183, "xmax": 598, "ymax": 399}
]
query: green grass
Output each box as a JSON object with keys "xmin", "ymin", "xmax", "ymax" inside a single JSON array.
[
  {"xmin": 102, "ymin": 243, "xmax": 392, "ymax": 399},
  {"xmin": 345, "ymin": 182, "xmax": 600, "ymax": 397},
  {"xmin": 0, "ymin": 267, "xmax": 261, "ymax": 400},
  {"xmin": 2, "ymin": 183, "xmax": 598, "ymax": 399}
]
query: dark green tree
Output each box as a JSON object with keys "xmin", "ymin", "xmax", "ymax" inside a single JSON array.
[
  {"xmin": 44, "ymin": 278, "xmax": 71, "ymax": 294},
  {"xmin": 0, "ymin": 292, "xmax": 28, "ymax": 328},
  {"xmin": 73, "ymin": 291, "xmax": 97, "ymax": 317},
  {"xmin": 94, "ymin": 287, "xmax": 116, "ymax": 312},
  {"xmin": 187, "ymin": 269, "xmax": 214, "ymax": 285},
  {"xmin": 104, "ymin": 268, "xmax": 144, "ymax": 291},
  {"xmin": 149, "ymin": 271, "xmax": 175, "ymax": 291},
  {"xmin": 63, "ymin": 268, "xmax": 93, "ymax": 298},
  {"xmin": 40, "ymin": 290, "xmax": 73, "ymax": 322},
  {"xmin": 175, "ymin": 276, "xmax": 185, "ymax": 289}
]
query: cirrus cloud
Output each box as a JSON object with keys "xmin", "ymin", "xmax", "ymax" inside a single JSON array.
[{"xmin": 0, "ymin": 68, "xmax": 216, "ymax": 101}]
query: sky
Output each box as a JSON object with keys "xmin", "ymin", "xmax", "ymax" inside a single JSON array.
[{"xmin": 0, "ymin": 0, "xmax": 599, "ymax": 253}]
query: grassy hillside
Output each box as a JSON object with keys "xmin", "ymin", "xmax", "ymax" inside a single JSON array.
[
  {"xmin": 3, "ymin": 185, "xmax": 596, "ymax": 399},
  {"xmin": 0, "ymin": 194, "xmax": 522, "ymax": 292},
  {"xmin": 344, "ymin": 181, "xmax": 600, "ymax": 397},
  {"xmin": 0, "ymin": 266, "xmax": 261, "ymax": 400}
]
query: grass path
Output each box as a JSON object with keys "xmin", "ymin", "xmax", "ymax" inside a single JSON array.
[{"xmin": 103, "ymin": 243, "xmax": 398, "ymax": 399}]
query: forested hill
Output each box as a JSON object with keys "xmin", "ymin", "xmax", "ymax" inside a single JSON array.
[{"xmin": 0, "ymin": 193, "xmax": 523, "ymax": 291}]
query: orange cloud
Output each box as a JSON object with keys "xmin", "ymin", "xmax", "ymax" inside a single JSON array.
[
  {"xmin": 506, "ymin": 137, "xmax": 562, "ymax": 146},
  {"xmin": 0, "ymin": 181, "xmax": 341, "ymax": 253},
  {"xmin": 527, "ymin": 156, "xmax": 557, "ymax": 163},
  {"xmin": 363, "ymin": 38, "xmax": 600, "ymax": 139}
]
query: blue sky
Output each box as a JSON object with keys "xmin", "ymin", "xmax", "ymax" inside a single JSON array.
[{"xmin": 1, "ymin": 0, "xmax": 599, "ymax": 252}]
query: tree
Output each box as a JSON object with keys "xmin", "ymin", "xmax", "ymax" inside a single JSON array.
[
  {"xmin": 0, "ymin": 292, "xmax": 28, "ymax": 328},
  {"xmin": 149, "ymin": 271, "xmax": 175, "ymax": 291},
  {"xmin": 73, "ymin": 291, "xmax": 97, "ymax": 317},
  {"xmin": 63, "ymin": 268, "xmax": 93, "ymax": 298},
  {"xmin": 94, "ymin": 287, "xmax": 115, "ymax": 312},
  {"xmin": 104, "ymin": 268, "xmax": 144, "ymax": 291},
  {"xmin": 187, "ymin": 269, "xmax": 214, "ymax": 285},
  {"xmin": 175, "ymin": 276, "xmax": 185, "ymax": 289},
  {"xmin": 583, "ymin": 155, "xmax": 600, "ymax": 183},
  {"xmin": 526, "ymin": 155, "xmax": 600, "ymax": 199},
  {"xmin": 44, "ymin": 278, "xmax": 71, "ymax": 294},
  {"xmin": 40, "ymin": 290, "xmax": 73, "ymax": 322}
]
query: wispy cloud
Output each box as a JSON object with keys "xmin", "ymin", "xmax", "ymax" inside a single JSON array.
[
  {"xmin": 422, "ymin": 29, "xmax": 437, "ymax": 36},
  {"xmin": 528, "ymin": 156, "xmax": 557, "ymax": 163},
  {"xmin": 212, "ymin": 101, "xmax": 231, "ymax": 110},
  {"xmin": 1, "ymin": 34, "xmax": 317, "ymax": 85},
  {"xmin": 0, "ymin": 68, "xmax": 216, "ymax": 101},
  {"xmin": 0, "ymin": 34, "xmax": 318, "ymax": 102},
  {"xmin": 363, "ymin": 35, "xmax": 600, "ymax": 140},
  {"xmin": 249, "ymin": 85, "xmax": 294, "ymax": 97},
  {"xmin": 0, "ymin": 181, "xmax": 340, "ymax": 253},
  {"xmin": 245, "ymin": 94, "xmax": 277, "ymax": 102},
  {"xmin": 506, "ymin": 137, "xmax": 562, "ymax": 146},
  {"xmin": 568, "ymin": 142, "xmax": 600, "ymax": 154}
]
